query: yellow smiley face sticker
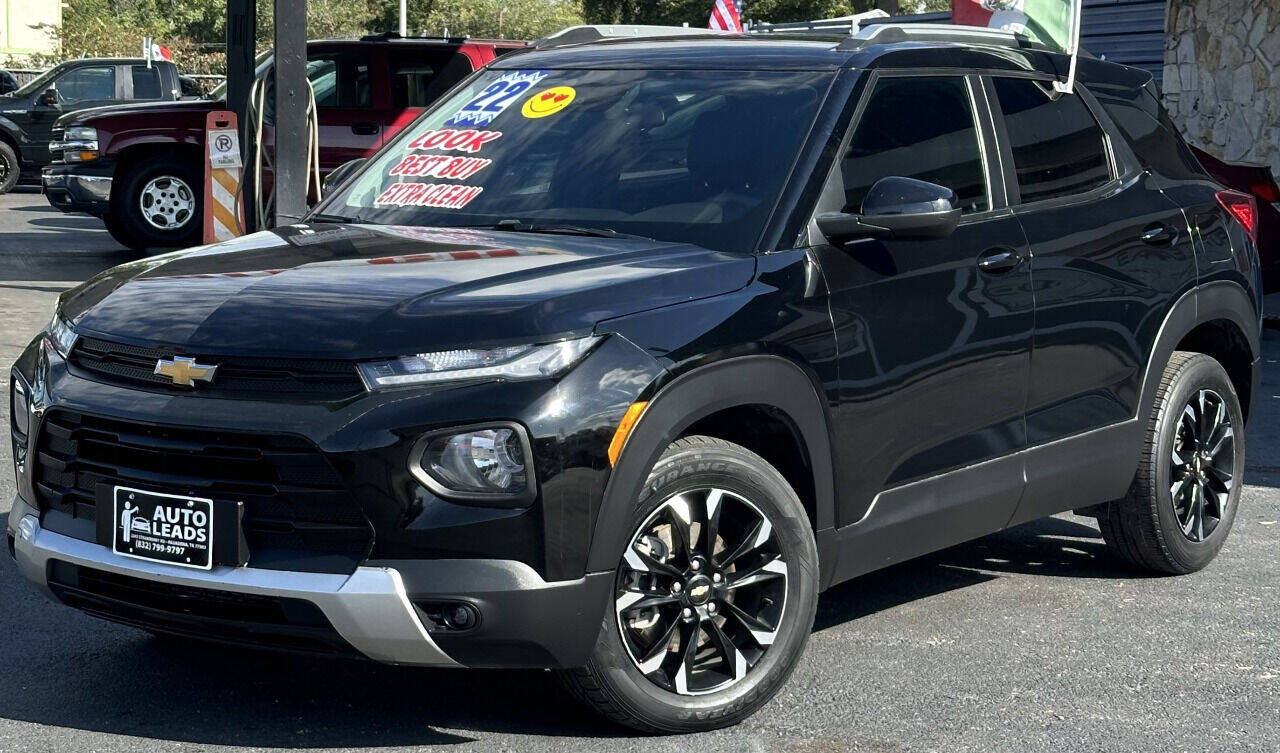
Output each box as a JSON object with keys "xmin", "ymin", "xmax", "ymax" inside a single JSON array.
[{"xmin": 521, "ymin": 86, "xmax": 576, "ymax": 118}]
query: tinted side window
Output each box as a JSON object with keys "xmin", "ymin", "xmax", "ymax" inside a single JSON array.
[
  {"xmin": 842, "ymin": 76, "xmax": 988, "ymax": 214},
  {"xmin": 306, "ymin": 51, "xmax": 371, "ymax": 109},
  {"xmin": 390, "ymin": 51, "xmax": 470, "ymax": 109},
  {"xmin": 130, "ymin": 66, "xmax": 163, "ymax": 99},
  {"xmin": 56, "ymin": 66, "xmax": 116, "ymax": 103},
  {"xmin": 993, "ymin": 77, "xmax": 1112, "ymax": 203},
  {"xmin": 1090, "ymin": 82, "xmax": 1206, "ymax": 181}
]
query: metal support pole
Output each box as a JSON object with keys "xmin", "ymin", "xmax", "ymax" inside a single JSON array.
[
  {"xmin": 273, "ymin": 0, "xmax": 309, "ymax": 226},
  {"xmin": 399, "ymin": 0, "xmax": 408, "ymax": 36},
  {"xmin": 226, "ymin": 0, "xmax": 256, "ymax": 230}
]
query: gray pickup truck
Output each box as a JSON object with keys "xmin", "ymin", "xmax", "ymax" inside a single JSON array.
[{"xmin": 0, "ymin": 58, "xmax": 181, "ymax": 194}]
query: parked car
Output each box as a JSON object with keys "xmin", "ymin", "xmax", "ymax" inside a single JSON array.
[
  {"xmin": 1188, "ymin": 145, "xmax": 1280, "ymax": 294},
  {"xmin": 9, "ymin": 25, "xmax": 1261, "ymax": 734},
  {"xmin": 0, "ymin": 58, "xmax": 182, "ymax": 195},
  {"xmin": 42, "ymin": 34, "xmax": 525, "ymax": 251},
  {"xmin": 0, "ymin": 69, "xmax": 18, "ymax": 95}
]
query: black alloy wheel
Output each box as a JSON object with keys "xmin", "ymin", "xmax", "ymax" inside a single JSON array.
[
  {"xmin": 615, "ymin": 487, "xmax": 788, "ymax": 695},
  {"xmin": 1170, "ymin": 388, "xmax": 1235, "ymax": 542}
]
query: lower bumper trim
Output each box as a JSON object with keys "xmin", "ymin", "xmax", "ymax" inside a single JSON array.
[{"xmin": 8, "ymin": 496, "xmax": 459, "ymax": 667}]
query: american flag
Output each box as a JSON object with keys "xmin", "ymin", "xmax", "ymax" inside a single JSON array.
[{"xmin": 708, "ymin": 0, "xmax": 744, "ymax": 32}]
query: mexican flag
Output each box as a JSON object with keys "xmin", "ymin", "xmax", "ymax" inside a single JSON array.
[{"xmin": 952, "ymin": 0, "xmax": 1076, "ymax": 51}]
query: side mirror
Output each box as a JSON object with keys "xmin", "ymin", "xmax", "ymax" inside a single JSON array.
[
  {"xmin": 323, "ymin": 158, "xmax": 366, "ymax": 193},
  {"xmin": 35, "ymin": 88, "xmax": 60, "ymax": 108},
  {"xmin": 817, "ymin": 176, "xmax": 962, "ymax": 243}
]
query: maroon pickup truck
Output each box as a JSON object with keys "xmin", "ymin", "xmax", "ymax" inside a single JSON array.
[{"xmin": 43, "ymin": 34, "xmax": 524, "ymax": 250}]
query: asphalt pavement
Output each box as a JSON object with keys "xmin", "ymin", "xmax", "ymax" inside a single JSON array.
[{"xmin": 0, "ymin": 189, "xmax": 1278, "ymax": 752}]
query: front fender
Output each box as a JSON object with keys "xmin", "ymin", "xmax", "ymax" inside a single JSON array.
[{"xmin": 585, "ymin": 355, "xmax": 837, "ymax": 583}]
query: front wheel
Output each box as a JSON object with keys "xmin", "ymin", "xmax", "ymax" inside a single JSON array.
[
  {"xmin": 113, "ymin": 155, "xmax": 202, "ymax": 251},
  {"xmin": 0, "ymin": 140, "xmax": 19, "ymax": 195},
  {"xmin": 561, "ymin": 436, "xmax": 818, "ymax": 733}
]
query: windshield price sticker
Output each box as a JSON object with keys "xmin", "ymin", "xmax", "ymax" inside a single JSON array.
[
  {"xmin": 375, "ymin": 182, "xmax": 484, "ymax": 210},
  {"xmin": 208, "ymin": 128, "xmax": 242, "ymax": 169},
  {"xmin": 445, "ymin": 70, "xmax": 549, "ymax": 127},
  {"xmin": 406, "ymin": 129, "xmax": 503, "ymax": 154},
  {"xmin": 389, "ymin": 155, "xmax": 491, "ymax": 181}
]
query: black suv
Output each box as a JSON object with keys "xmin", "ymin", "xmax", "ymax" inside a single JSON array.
[
  {"xmin": 7, "ymin": 26, "xmax": 1262, "ymax": 733},
  {"xmin": 0, "ymin": 58, "xmax": 183, "ymax": 194}
]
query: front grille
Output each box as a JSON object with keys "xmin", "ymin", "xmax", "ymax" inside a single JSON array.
[
  {"xmin": 47, "ymin": 560, "xmax": 360, "ymax": 656},
  {"xmin": 35, "ymin": 410, "xmax": 372, "ymax": 572},
  {"xmin": 68, "ymin": 337, "xmax": 366, "ymax": 402}
]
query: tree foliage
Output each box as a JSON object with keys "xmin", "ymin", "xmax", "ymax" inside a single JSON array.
[{"xmin": 25, "ymin": 0, "xmax": 583, "ymax": 73}]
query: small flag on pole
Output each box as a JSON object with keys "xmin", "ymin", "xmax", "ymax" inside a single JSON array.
[
  {"xmin": 952, "ymin": 0, "xmax": 1081, "ymax": 92},
  {"xmin": 709, "ymin": 0, "xmax": 744, "ymax": 32}
]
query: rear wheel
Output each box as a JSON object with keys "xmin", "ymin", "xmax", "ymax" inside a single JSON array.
[
  {"xmin": 1099, "ymin": 351, "xmax": 1244, "ymax": 573},
  {"xmin": 0, "ymin": 140, "xmax": 19, "ymax": 195},
  {"xmin": 114, "ymin": 155, "xmax": 202, "ymax": 250},
  {"xmin": 561, "ymin": 436, "xmax": 818, "ymax": 733}
]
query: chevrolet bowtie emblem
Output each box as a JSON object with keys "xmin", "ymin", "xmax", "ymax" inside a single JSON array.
[{"xmin": 154, "ymin": 356, "xmax": 218, "ymax": 387}]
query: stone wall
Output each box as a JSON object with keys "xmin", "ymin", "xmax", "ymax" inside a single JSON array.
[{"xmin": 1163, "ymin": 0, "xmax": 1280, "ymax": 175}]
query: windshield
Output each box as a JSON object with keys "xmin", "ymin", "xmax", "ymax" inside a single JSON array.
[
  {"xmin": 207, "ymin": 50, "xmax": 273, "ymax": 100},
  {"xmin": 323, "ymin": 67, "xmax": 831, "ymax": 253}
]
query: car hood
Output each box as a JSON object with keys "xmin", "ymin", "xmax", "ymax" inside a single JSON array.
[
  {"xmin": 56, "ymin": 98, "xmax": 220, "ymax": 128},
  {"xmin": 60, "ymin": 224, "xmax": 755, "ymax": 359}
]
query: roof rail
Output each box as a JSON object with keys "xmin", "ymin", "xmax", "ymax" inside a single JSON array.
[
  {"xmin": 359, "ymin": 31, "xmax": 469, "ymax": 42},
  {"xmin": 836, "ymin": 22, "xmax": 1045, "ymax": 51},
  {"xmin": 534, "ymin": 24, "xmax": 730, "ymax": 49}
]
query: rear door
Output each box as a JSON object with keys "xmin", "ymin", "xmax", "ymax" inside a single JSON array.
[
  {"xmin": 987, "ymin": 75, "xmax": 1198, "ymax": 524},
  {"xmin": 815, "ymin": 72, "xmax": 1034, "ymax": 545},
  {"xmin": 306, "ymin": 46, "xmax": 381, "ymax": 170},
  {"xmin": 125, "ymin": 64, "xmax": 170, "ymax": 102},
  {"xmin": 384, "ymin": 47, "xmax": 476, "ymax": 145}
]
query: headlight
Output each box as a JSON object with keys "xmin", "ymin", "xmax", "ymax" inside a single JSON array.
[
  {"xmin": 10, "ymin": 373, "xmax": 30, "ymax": 437},
  {"xmin": 358, "ymin": 336, "xmax": 600, "ymax": 390},
  {"xmin": 60, "ymin": 127, "xmax": 98, "ymax": 161},
  {"xmin": 411, "ymin": 424, "xmax": 535, "ymax": 504},
  {"xmin": 45, "ymin": 312, "xmax": 77, "ymax": 358}
]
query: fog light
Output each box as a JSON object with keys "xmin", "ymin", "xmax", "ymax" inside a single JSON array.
[
  {"xmin": 411, "ymin": 424, "xmax": 535, "ymax": 504},
  {"xmin": 17, "ymin": 515, "xmax": 37, "ymax": 542}
]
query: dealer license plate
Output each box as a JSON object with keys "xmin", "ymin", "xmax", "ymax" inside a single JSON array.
[{"xmin": 111, "ymin": 486, "xmax": 214, "ymax": 570}]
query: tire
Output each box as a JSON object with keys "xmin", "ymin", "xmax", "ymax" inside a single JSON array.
[
  {"xmin": 0, "ymin": 140, "xmax": 19, "ymax": 195},
  {"xmin": 561, "ymin": 436, "xmax": 818, "ymax": 733},
  {"xmin": 102, "ymin": 212, "xmax": 143, "ymax": 251},
  {"xmin": 1099, "ymin": 351, "xmax": 1245, "ymax": 574},
  {"xmin": 114, "ymin": 155, "xmax": 202, "ymax": 250}
]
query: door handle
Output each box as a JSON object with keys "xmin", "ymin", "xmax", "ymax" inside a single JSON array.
[
  {"xmin": 977, "ymin": 247, "xmax": 1023, "ymax": 274},
  {"xmin": 1140, "ymin": 224, "xmax": 1178, "ymax": 246},
  {"xmin": 351, "ymin": 121, "xmax": 380, "ymax": 135}
]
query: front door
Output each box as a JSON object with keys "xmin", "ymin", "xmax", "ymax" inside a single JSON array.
[
  {"xmin": 19, "ymin": 64, "xmax": 121, "ymax": 169},
  {"xmin": 814, "ymin": 73, "xmax": 1034, "ymax": 549}
]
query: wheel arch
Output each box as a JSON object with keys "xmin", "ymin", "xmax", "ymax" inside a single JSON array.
[
  {"xmin": 586, "ymin": 355, "xmax": 837, "ymax": 582},
  {"xmin": 1143, "ymin": 281, "xmax": 1260, "ymax": 425}
]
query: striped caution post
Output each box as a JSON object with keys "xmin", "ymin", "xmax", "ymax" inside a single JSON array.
[{"xmin": 203, "ymin": 111, "xmax": 245, "ymax": 244}]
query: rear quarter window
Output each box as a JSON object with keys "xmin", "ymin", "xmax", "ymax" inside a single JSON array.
[
  {"xmin": 993, "ymin": 77, "xmax": 1113, "ymax": 203},
  {"xmin": 1089, "ymin": 82, "xmax": 1207, "ymax": 181}
]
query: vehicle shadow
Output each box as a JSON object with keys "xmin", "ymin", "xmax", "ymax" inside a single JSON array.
[
  {"xmin": 0, "ymin": 553, "xmax": 622, "ymax": 746},
  {"xmin": 0, "ymin": 514, "xmax": 1139, "ymax": 748},
  {"xmin": 815, "ymin": 515, "xmax": 1143, "ymax": 632}
]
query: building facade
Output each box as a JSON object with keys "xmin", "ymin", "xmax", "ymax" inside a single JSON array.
[
  {"xmin": 1163, "ymin": 0, "xmax": 1280, "ymax": 175},
  {"xmin": 1, "ymin": 0, "xmax": 61, "ymax": 63}
]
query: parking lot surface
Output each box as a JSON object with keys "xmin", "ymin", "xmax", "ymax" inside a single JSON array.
[{"xmin": 1, "ymin": 189, "xmax": 1278, "ymax": 752}]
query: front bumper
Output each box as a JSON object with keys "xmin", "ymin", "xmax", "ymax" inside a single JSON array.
[
  {"xmin": 8, "ymin": 495, "xmax": 612, "ymax": 667},
  {"xmin": 42, "ymin": 163, "xmax": 113, "ymax": 215}
]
